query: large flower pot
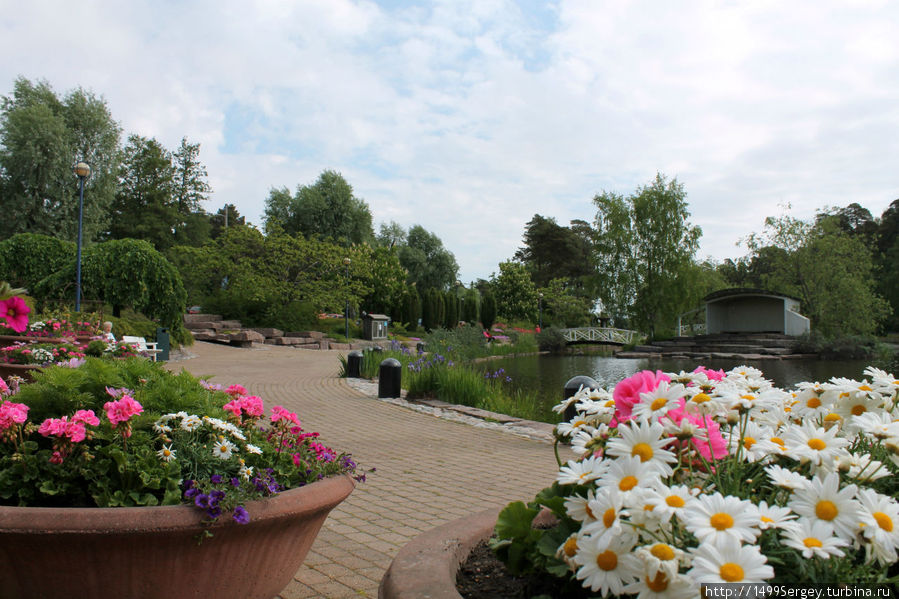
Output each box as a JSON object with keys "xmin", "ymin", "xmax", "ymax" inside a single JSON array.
[
  {"xmin": 0, "ymin": 362, "xmax": 42, "ymax": 381},
  {"xmin": 0, "ymin": 474, "xmax": 354, "ymax": 599}
]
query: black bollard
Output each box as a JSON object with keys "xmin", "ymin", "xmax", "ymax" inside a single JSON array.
[
  {"xmin": 346, "ymin": 350, "xmax": 363, "ymax": 378},
  {"xmin": 415, "ymin": 342, "xmax": 426, "ymax": 354},
  {"xmin": 563, "ymin": 375, "xmax": 599, "ymax": 422},
  {"xmin": 378, "ymin": 358, "xmax": 402, "ymax": 398}
]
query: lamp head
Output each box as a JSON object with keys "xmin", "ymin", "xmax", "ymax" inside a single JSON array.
[{"xmin": 73, "ymin": 162, "xmax": 91, "ymax": 179}]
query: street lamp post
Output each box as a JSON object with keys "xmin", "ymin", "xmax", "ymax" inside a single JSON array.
[
  {"xmin": 343, "ymin": 257, "xmax": 351, "ymax": 342},
  {"xmin": 73, "ymin": 162, "xmax": 91, "ymax": 312},
  {"xmin": 538, "ymin": 292, "xmax": 543, "ymax": 331}
]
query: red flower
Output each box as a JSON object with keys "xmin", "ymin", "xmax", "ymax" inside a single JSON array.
[{"xmin": 0, "ymin": 297, "xmax": 30, "ymax": 333}]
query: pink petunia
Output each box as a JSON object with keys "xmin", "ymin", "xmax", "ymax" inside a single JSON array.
[
  {"xmin": 0, "ymin": 297, "xmax": 30, "ymax": 333},
  {"xmin": 613, "ymin": 370, "xmax": 670, "ymax": 422},
  {"xmin": 103, "ymin": 395, "xmax": 144, "ymax": 427}
]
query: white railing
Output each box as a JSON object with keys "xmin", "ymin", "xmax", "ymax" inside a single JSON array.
[{"xmin": 560, "ymin": 327, "xmax": 639, "ymax": 345}]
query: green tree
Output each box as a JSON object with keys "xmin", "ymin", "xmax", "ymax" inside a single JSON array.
[
  {"xmin": 539, "ymin": 279, "xmax": 593, "ymax": 327},
  {"xmin": 172, "ymin": 137, "xmax": 210, "ymax": 216},
  {"xmin": 480, "ymin": 290, "xmax": 497, "ymax": 331},
  {"xmin": 514, "ymin": 214, "xmax": 595, "ymax": 288},
  {"xmin": 262, "ymin": 170, "xmax": 374, "ymax": 245},
  {"xmin": 0, "ymin": 233, "xmax": 74, "ymax": 292},
  {"xmin": 0, "ymin": 78, "xmax": 120, "ymax": 242},
  {"xmin": 209, "ymin": 204, "xmax": 248, "ymax": 240},
  {"xmin": 592, "ymin": 173, "xmax": 701, "ymax": 338},
  {"xmin": 491, "ymin": 261, "xmax": 538, "ymax": 322},
  {"xmin": 109, "ymin": 134, "xmax": 178, "ymax": 250},
  {"xmin": 376, "ymin": 221, "xmax": 407, "ymax": 248},
  {"xmin": 744, "ymin": 211, "xmax": 890, "ymax": 336},
  {"xmin": 443, "ymin": 290, "xmax": 459, "ymax": 329},
  {"xmin": 398, "ymin": 225, "xmax": 459, "ymax": 291},
  {"xmin": 461, "ymin": 287, "xmax": 480, "ymax": 325}
]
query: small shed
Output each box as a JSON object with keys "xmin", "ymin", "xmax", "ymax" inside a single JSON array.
[
  {"xmin": 703, "ymin": 288, "xmax": 810, "ymax": 336},
  {"xmin": 362, "ymin": 313, "xmax": 390, "ymax": 341}
]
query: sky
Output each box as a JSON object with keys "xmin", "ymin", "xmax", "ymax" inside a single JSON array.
[{"xmin": 2, "ymin": 0, "xmax": 898, "ymax": 283}]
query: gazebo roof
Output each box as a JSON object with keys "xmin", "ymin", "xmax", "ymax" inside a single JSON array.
[{"xmin": 702, "ymin": 287, "xmax": 801, "ymax": 303}]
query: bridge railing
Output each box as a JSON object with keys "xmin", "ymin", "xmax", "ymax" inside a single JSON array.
[{"xmin": 560, "ymin": 327, "xmax": 639, "ymax": 345}]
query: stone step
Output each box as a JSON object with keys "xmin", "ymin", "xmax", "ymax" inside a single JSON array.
[
  {"xmin": 185, "ymin": 321, "xmax": 224, "ymax": 331},
  {"xmin": 183, "ymin": 313, "xmax": 222, "ymax": 323}
]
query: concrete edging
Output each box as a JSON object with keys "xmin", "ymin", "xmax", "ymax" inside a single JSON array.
[{"xmin": 378, "ymin": 508, "xmax": 500, "ymax": 599}]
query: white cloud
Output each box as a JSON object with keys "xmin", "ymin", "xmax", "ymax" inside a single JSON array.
[{"xmin": 1, "ymin": 0, "xmax": 897, "ymax": 282}]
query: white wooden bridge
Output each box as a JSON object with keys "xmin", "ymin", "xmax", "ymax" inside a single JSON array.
[{"xmin": 559, "ymin": 327, "xmax": 640, "ymax": 345}]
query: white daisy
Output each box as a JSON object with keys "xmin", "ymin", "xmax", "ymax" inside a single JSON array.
[
  {"xmin": 573, "ymin": 532, "xmax": 641, "ymax": 596},
  {"xmin": 688, "ymin": 538, "xmax": 774, "ymax": 584},
  {"xmin": 631, "ymin": 381, "xmax": 686, "ymax": 421},
  {"xmin": 756, "ymin": 500, "xmax": 797, "ymax": 531},
  {"xmin": 244, "ymin": 443, "xmax": 263, "ymax": 455},
  {"xmin": 780, "ymin": 518, "xmax": 849, "ymax": 559},
  {"xmin": 156, "ymin": 444, "xmax": 176, "ymax": 462},
  {"xmin": 605, "ymin": 419, "xmax": 677, "ymax": 476},
  {"xmin": 682, "ymin": 390, "xmax": 723, "ymax": 416},
  {"xmin": 623, "ymin": 571, "xmax": 697, "ymax": 599},
  {"xmin": 682, "ymin": 492, "xmax": 761, "ymax": 544},
  {"xmin": 180, "ymin": 414, "xmax": 202, "ymax": 431},
  {"xmin": 571, "ymin": 426, "xmax": 608, "ymax": 459},
  {"xmin": 212, "ymin": 438, "xmax": 237, "ymax": 460},
  {"xmin": 765, "ymin": 464, "xmax": 810, "ymax": 492},
  {"xmin": 856, "ymin": 488, "xmax": 899, "ymax": 565},
  {"xmin": 783, "ymin": 421, "xmax": 850, "ymax": 469},
  {"xmin": 565, "ymin": 488, "xmax": 598, "ymax": 523},
  {"xmin": 557, "ymin": 455, "xmax": 607, "ymax": 486},
  {"xmin": 788, "ymin": 471, "xmax": 862, "ymax": 541},
  {"xmin": 633, "ymin": 542, "xmax": 686, "ymax": 580},
  {"xmin": 649, "ymin": 482, "xmax": 699, "ymax": 524},
  {"xmin": 581, "ymin": 487, "xmax": 627, "ymax": 541},
  {"xmin": 597, "ymin": 455, "xmax": 662, "ymax": 497}
]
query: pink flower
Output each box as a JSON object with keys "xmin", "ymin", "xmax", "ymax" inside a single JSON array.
[
  {"xmin": 240, "ymin": 396, "xmax": 264, "ymax": 417},
  {"xmin": 270, "ymin": 406, "xmax": 301, "ymax": 426},
  {"xmin": 223, "ymin": 399, "xmax": 243, "ymax": 418},
  {"xmin": 663, "ymin": 399, "xmax": 728, "ymax": 461},
  {"xmin": 0, "ymin": 401, "xmax": 28, "ymax": 430},
  {"xmin": 64, "ymin": 420, "xmax": 87, "ymax": 443},
  {"xmin": 103, "ymin": 395, "xmax": 143, "ymax": 427},
  {"xmin": 613, "ymin": 370, "xmax": 670, "ymax": 422},
  {"xmin": 0, "ymin": 297, "xmax": 30, "ymax": 332},
  {"xmin": 39, "ymin": 417, "xmax": 69, "ymax": 437},
  {"xmin": 0, "ymin": 377, "xmax": 9, "ymax": 396},
  {"xmin": 693, "ymin": 366, "xmax": 725, "ymax": 382},
  {"xmin": 225, "ymin": 384, "xmax": 248, "ymax": 397},
  {"xmin": 72, "ymin": 409, "xmax": 99, "ymax": 426}
]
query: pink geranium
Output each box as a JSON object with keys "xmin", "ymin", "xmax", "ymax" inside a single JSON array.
[
  {"xmin": 270, "ymin": 406, "xmax": 301, "ymax": 426},
  {"xmin": 103, "ymin": 395, "xmax": 143, "ymax": 428},
  {"xmin": 72, "ymin": 409, "xmax": 100, "ymax": 427},
  {"xmin": 0, "ymin": 377, "xmax": 9, "ymax": 396},
  {"xmin": 663, "ymin": 399, "xmax": 728, "ymax": 461},
  {"xmin": 225, "ymin": 384, "xmax": 248, "ymax": 397},
  {"xmin": 0, "ymin": 401, "xmax": 28, "ymax": 430},
  {"xmin": 223, "ymin": 395, "xmax": 265, "ymax": 420},
  {"xmin": 0, "ymin": 297, "xmax": 30, "ymax": 333},
  {"xmin": 613, "ymin": 370, "xmax": 671, "ymax": 422},
  {"xmin": 693, "ymin": 365, "xmax": 725, "ymax": 382}
]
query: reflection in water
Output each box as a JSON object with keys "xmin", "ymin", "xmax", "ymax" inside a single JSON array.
[{"xmin": 483, "ymin": 354, "xmax": 877, "ymax": 415}]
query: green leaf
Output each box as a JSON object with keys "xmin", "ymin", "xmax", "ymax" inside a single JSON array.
[{"xmin": 494, "ymin": 501, "xmax": 538, "ymax": 541}]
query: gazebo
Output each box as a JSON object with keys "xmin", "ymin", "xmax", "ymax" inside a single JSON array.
[{"xmin": 702, "ymin": 288, "xmax": 810, "ymax": 336}]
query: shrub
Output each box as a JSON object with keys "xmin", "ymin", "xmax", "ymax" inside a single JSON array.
[{"xmin": 536, "ymin": 327, "xmax": 567, "ymax": 353}]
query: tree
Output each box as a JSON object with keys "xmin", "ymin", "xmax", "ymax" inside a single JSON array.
[
  {"xmin": 744, "ymin": 211, "xmax": 890, "ymax": 336},
  {"xmin": 514, "ymin": 214, "xmax": 595, "ymax": 288},
  {"xmin": 108, "ymin": 134, "xmax": 178, "ymax": 250},
  {"xmin": 538, "ymin": 279, "xmax": 593, "ymax": 327},
  {"xmin": 172, "ymin": 137, "xmax": 210, "ymax": 216},
  {"xmin": 592, "ymin": 173, "xmax": 701, "ymax": 338},
  {"xmin": 480, "ymin": 290, "xmax": 497, "ymax": 331},
  {"xmin": 376, "ymin": 221, "xmax": 407, "ymax": 248},
  {"xmin": 491, "ymin": 261, "xmax": 538, "ymax": 322},
  {"xmin": 398, "ymin": 225, "xmax": 459, "ymax": 291},
  {"xmin": 209, "ymin": 204, "xmax": 248, "ymax": 240},
  {"xmin": 0, "ymin": 233, "xmax": 74, "ymax": 292},
  {"xmin": 262, "ymin": 170, "xmax": 374, "ymax": 245},
  {"xmin": 461, "ymin": 287, "xmax": 480, "ymax": 325},
  {"xmin": 0, "ymin": 77, "xmax": 120, "ymax": 242}
]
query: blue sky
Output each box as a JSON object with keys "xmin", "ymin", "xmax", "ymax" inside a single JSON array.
[{"xmin": 2, "ymin": 0, "xmax": 898, "ymax": 283}]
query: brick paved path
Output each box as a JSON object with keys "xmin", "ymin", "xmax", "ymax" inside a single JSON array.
[{"xmin": 166, "ymin": 342, "xmax": 559, "ymax": 598}]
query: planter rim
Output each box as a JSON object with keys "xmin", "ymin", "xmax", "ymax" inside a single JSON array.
[
  {"xmin": 379, "ymin": 507, "xmax": 501, "ymax": 599},
  {"xmin": 0, "ymin": 473, "xmax": 355, "ymax": 535}
]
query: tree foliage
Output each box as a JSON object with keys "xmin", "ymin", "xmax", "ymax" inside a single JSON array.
[
  {"xmin": 491, "ymin": 261, "xmax": 539, "ymax": 322},
  {"xmin": 538, "ymin": 279, "xmax": 594, "ymax": 328},
  {"xmin": 592, "ymin": 173, "xmax": 701, "ymax": 338},
  {"xmin": 0, "ymin": 77, "xmax": 120, "ymax": 242},
  {"xmin": 398, "ymin": 225, "xmax": 459, "ymax": 291},
  {"xmin": 0, "ymin": 233, "xmax": 75, "ymax": 292},
  {"xmin": 515, "ymin": 214, "xmax": 595, "ymax": 289},
  {"xmin": 262, "ymin": 170, "xmax": 374, "ymax": 246}
]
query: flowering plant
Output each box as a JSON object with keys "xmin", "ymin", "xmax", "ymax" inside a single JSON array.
[
  {"xmin": 493, "ymin": 365, "xmax": 899, "ymax": 596},
  {"xmin": 0, "ymin": 341, "xmax": 87, "ymax": 365},
  {"xmin": 0, "ymin": 357, "xmax": 363, "ymax": 526},
  {"xmin": 27, "ymin": 316, "xmax": 100, "ymax": 338}
]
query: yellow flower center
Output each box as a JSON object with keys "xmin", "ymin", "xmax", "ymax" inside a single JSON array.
[
  {"xmin": 761, "ymin": 516, "xmax": 774, "ymax": 523},
  {"xmin": 824, "ymin": 413, "xmax": 842, "ymax": 422},
  {"xmin": 743, "ymin": 437, "xmax": 757, "ymax": 449},
  {"xmin": 807, "ymin": 438, "xmax": 827, "ymax": 451},
  {"xmin": 665, "ymin": 495, "xmax": 685, "ymax": 508},
  {"xmin": 585, "ymin": 504, "xmax": 596, "ymax": 520},
  {"xmin": 806, "ymin": 397, "xmax": 821, "ymax": 409},
  {"xmin": 741, "ymin": 394, "xmax": 755, "ymax": 402},
  {"xmin": 596, "ymin": 550, "xmax": 618, "ymax": 571},
  {"xmin": 692, "ymin": 393, "xmax": 711, "ymax": 403},
  {"xmin": 603, "ymin": 507, "xmax": 616, "ymax": 528},
  {"xmin": 815, "ymin": 500, "xmax": 838, "ymax": 521},
  {"xmin": 563, "ymin": 537, "xmax": 578, "ymax": 557},
  {"xmin": 803, "ymin": 537, "xmax": 823, "ymax": 548},
  {"xmin": 710, "ymin": 512, "xmax": 734, "ymax": 530},
  {"xmin": 770, "ymin": 437, "xmax": 785, "ymax": 448},
  {"xmin": 859, "ymin": 385, "xmax": 872, "ymax": 392},
  {"xmin": 631, "ymin": 443, "xmax": 654, "ymax": 462},
  {"xmin": 646, "ymin": 572, "xmax": 668, "ymax": 592},
  {"xmin": 618, "ymin": 475, "xmax": 638, "ymax": 491},
  {"xmin": 719, "ymin": 563, "xmax": 744, "ymax": 582},
  {"xmin": 573, "ymin": 419, "xmax": 586, "ymax": 428},
  {"xmin": 650, "ymin": 398, "xmax": 668, "ymax": 412},
  {"xmin": 650, "ymin": 543, "xmax": 675, "ymax": 561},
  {"xmin": 851, "ymin": 404, "xmax": 867, "ymax": 416},
  {"xmin": 604, "ymin": 400, "xmax": 615, "ymax": 408},
  {"xmin": 873, "ymin": 511, "xmax": 894, "ymax": 532}
]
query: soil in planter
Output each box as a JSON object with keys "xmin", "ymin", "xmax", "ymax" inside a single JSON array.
[{"xmin": 456, "ymin": 540, "xmax": 592, "ymax": 599}]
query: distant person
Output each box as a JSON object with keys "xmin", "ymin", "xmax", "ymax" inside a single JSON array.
[{"xmin": 101, "ymin": 321, "xmax": 116, "ymax": 342}]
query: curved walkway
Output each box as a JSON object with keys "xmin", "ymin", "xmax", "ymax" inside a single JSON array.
[{"xmin": 165, "ymin": 342, "xmax": 560, "ymax": 598}]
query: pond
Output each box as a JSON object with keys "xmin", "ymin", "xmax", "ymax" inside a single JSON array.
[{"xmin": 479, "ymin": 352, "xmax": 880, "ymax": 418}]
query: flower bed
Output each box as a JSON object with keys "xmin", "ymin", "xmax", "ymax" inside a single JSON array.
[{"xmin": 491, "ymin": 365, "xmax": 899, "ymax": 595}]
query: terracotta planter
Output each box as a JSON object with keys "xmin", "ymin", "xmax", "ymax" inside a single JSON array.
[{"xmin": 0, "ymin": 474, "xmax": 355, "ymax": 599}]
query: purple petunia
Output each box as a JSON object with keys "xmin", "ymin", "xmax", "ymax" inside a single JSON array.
[{"xmin": 232, "ymin": 505, "xmax": 250, "ymax": 524}]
